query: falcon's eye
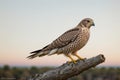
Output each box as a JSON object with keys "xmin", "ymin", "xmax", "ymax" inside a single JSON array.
[{"xmin": 87, "ymin": 20, "xmax": 90, "ymax": 23}]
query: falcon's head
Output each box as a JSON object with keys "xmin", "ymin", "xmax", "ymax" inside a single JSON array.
[{"xmin": 79, "ymin": 18, "xmax": 95, "ymax": 28}]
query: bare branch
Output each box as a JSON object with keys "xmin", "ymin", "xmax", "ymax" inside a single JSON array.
[{"xmin": 29, "ymin": 54, "xmax": 105, "ymax": 80}]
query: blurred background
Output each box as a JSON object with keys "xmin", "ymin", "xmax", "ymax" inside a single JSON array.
[{"xmin": 0, "ymin": 0, "xmax": 120, "ymax": 80}]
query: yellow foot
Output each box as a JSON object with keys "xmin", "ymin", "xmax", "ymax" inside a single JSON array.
[{"xmin": 66, "ymin": 54, "xmax": 77, "ymax": 64}]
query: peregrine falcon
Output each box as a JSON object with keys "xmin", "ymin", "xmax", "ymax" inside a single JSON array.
[{"xmin": 27, "ymin": 18, "xmax": 95, "ymax": 63}]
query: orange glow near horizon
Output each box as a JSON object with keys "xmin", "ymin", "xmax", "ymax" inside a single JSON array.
[{"xmin": 0, "ymin": 52, "xmax": 120, "ymax": 67}]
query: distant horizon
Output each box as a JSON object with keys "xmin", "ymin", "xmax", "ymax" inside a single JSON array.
[
  {"xmin": 0, "ymin": 62, "xmax": 120, "ymax": 68},
  {"xmin": 0, "ymin": 64, "xmax": 120, "ymax": 68}
]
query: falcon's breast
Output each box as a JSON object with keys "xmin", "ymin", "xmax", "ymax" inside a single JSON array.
[
  {"xmin": 57, "ymin": 27, "xmax": 90, "ymax": 54},
  {"xmin": 76, "ymin": 27, "xmax": 90, "ymax": 50}
]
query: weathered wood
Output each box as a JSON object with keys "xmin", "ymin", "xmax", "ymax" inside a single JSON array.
[{"xmin": 29, "ymin": 54, "xmax": 105, "ymax": 80}]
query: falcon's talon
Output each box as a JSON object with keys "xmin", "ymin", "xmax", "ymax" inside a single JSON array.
[
  {"xmin": 81, "ymin": 59, "xmax": 86, "ymax": 62},
  {"xmin": 76, "ymin": 58, "xmax": 86, "ymax": 62},
  {"xmin": 67, "ymin": 61, "xmax": 77, "ymax": 64}
]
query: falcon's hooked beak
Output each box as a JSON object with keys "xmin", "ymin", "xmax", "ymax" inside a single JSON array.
[{"xmin": 92, "ymin": 22, "xmax": 95, "ymax": 26}]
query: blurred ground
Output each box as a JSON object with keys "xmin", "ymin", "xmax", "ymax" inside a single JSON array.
[{"xmin": 0, "ymin": 65, "xmax": 120, "ymax": 80}]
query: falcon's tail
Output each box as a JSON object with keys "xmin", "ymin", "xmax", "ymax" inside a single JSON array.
[{"xmin": 27, "ymin": 49, "xmax": 47, "ymax": 59}]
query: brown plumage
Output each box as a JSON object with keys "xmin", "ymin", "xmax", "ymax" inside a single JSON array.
[{"xmin": 27, "ymin": 18, "xmax": 95, "ymax": 63}]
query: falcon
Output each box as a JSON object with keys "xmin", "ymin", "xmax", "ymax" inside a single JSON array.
[{"xmin": 27, "ymin": 18, "xmax": 95, "ymax": 63}]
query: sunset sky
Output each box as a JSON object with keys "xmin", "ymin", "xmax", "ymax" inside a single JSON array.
[{"xmin": 0, "ymin": 0, "xmax": 120, "ymax": 67}]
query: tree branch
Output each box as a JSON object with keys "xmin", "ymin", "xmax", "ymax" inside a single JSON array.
[{"xmin": 29, "ymin": 54, "xmax": 105, "ymax": 80}]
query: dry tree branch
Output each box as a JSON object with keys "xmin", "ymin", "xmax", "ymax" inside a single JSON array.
[{"xmin": 29, "ymin": 54, "xmax": 105, "ymax": 80}]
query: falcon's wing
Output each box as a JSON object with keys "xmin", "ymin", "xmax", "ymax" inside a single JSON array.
[{"xmin": 42, "ymin": 28, "xmax": 80, "ymax": 51}]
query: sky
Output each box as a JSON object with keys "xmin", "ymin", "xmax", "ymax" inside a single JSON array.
[{"xmin": 0, "ymin": 0, "xmax": 120, "ymax": 67}]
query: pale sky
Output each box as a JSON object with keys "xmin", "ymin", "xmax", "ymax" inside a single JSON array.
[{"xmin": 0, "ymin": 0, "xmax": 120, "ymax": 67}]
